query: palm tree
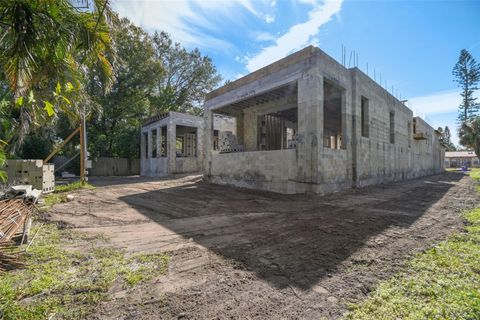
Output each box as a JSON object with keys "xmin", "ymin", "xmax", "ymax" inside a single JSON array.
[{"xmin": 0, "ymin": 0, "xmax": 115, "ymax": 148}]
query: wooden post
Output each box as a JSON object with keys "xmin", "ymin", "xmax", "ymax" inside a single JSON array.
[
  {"xmin": 79, "ymin": 119, "xmax": 85, "ymax": 184},
  {"xmin": 43, "ymin": 127, "xmax": 80, "ymax": 164}
]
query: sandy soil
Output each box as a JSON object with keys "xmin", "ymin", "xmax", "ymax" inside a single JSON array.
[{"xmin": 46, "ymin": 172, "xmax": 478, "ymax": 319}]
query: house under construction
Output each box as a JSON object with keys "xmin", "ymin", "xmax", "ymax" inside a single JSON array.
[{"xmin": 202, "ymin": 46, "xmax": 444, "ymax": 194}]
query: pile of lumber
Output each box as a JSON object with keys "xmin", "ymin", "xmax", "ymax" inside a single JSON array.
[{"xmin": 0, "ymin": 198, "xmax": 37, "ymax": 272}]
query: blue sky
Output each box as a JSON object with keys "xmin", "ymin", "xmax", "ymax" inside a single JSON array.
[{"xmin": 112, "ymin": 0, "xmax": 480, "ymax": 146}]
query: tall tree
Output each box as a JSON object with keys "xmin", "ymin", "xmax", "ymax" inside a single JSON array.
[
  {"xmin": 459, "ymin": 117, "xmax": 480, "ymax": 157},
  {"xmin": 87, "ymin": 17, "xmax": 163, "ymax": 159},
  {"xmin": 151, "ymin": 31, "xmax": 222, "ymax": 115},
  {"xmin": 87, "ymin": 26, "xmax": 222, "ymax": 158},
  {"xmin": 438, "ymin": 126, "xmax": 456, "ymax": 151},
  {"xmin": 453, "ymin": 49, "xmax": 480, "ymax": 123},
  {"xmin": 0, "ymin": 0, "xmax": 115, "ymax": 149}
]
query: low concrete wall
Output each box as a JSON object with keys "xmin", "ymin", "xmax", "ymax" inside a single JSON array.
[
  {"xmin": 141, "ymin": 157, "xmax": 168, "ymax": 177},
  {"xmin": 90, "ymin": 158, "xmax": 140, "ymax": 176},
  {"xmin": 208, "ymin": 149, "xmax": 304, "ymax": 194},
  {"xmin": 174, "ymin": 157, "xmax": 201, "ymax": 174}
]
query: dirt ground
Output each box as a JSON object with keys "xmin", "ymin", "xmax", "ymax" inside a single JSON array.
[{"xmin": 46, "ymin": 172, "xmax": 478, "ymax": 319}]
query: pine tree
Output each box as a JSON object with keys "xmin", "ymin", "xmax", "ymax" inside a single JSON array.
[
  {"xmin": 437, "ymin": 126, "xmax": 456, "ymax": 151},
  {"xmin": 452, "ymin": 49, "xmax": 480, "ymax": 122},
  {"xmin": 444, "ymin": 126, "xmax": 456, "ymax": 151}
]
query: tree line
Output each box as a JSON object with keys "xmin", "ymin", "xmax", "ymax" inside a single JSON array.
[{"xmin": 0, "ymin": 1, "xmax": 221, "ymax": 177}]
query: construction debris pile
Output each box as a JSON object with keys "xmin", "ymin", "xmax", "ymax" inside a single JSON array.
[
  {"xmin": 219, "ymin": 131, "xmax": 244, "ymax": 153},
  {"xmin": 0, "ymin": 185, "xmax": 40, "ymax": 272}
]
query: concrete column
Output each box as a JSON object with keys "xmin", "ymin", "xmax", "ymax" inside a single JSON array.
[
  {"xmin": 235, "ymin": 112, "xmax": 245, "ymax": 145},
  {"xmin": 243, "ymin": 109, "xmax": 257, "ymax": 151},
  {"xmin": 167, "ymin": 119, "xmax": 176, "ymax": 173},
  {"xmin": 156, "ymin": 127, "xmax": 161, "ymax": 158},
  {"xmin": 350, "ymin": 72, "xmax": 359, "ymax": 187},
  {"xmin": 196, "ymin": 122, "xmax": 204, "ymax": 170},
  {"xmin": 204, "ymin": 109, "xmax": 214, "ymax": 176},
  {"xmin": 297, "ymin": 68, "xmax": 323, "ymax": 185},
  {"xmin": 147, "ymin": 129, "xmax": 152, "ymax": 159},
  {"xmin": 140, "ymin": 130, "xmax": 146, "ymax": 160}
]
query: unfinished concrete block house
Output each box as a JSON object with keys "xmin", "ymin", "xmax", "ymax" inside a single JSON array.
[
  {"xmin": 141, "ymin": 111, "xmax": 235, "ymax": 177},
  {"xmin": 204, "ymin": 46, "xmax": 444, "ymax": 194},
  {"xmin": 141, "ymin": 112, "xmax": 204, "ymax": 177}
]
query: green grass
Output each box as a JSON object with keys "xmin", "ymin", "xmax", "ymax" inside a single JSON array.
[
  {"xmin": 345, "ymin": 205, "xmax": 480, "ymax": 319},
  {"xmin": 42, "ymin": 181, "xmax": 95, "ymax": 209},
  {"xmin": 0, "ymin": 223, "xmax": 169, "ymax": 320},
  {"xmin": 467, "ymin": 168, "xmax": 480, "ymax": 181},
  {"xmin": 54, "ymin": 181, "xmax": 95, "ymax": 193}
]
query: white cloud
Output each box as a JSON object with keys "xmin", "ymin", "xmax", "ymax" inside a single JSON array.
[
  {"xmin": 297, "ymin": 0, "xmax": 319, "ymax": 5},
  {"xmin": 408, "ymin": 89, "xmax": 461, "ymax": 116},
  {"xmin": 237, "ymin": 0, "xmax": 258, "ymax": 15},
  {"xmin": 112, "ymin": 0, "xmax": 258, "ymax": 49},
  {"xmin": 251, "ymin": 31, "xmax": 277, "ymax": 42},
  {"xmin": 265, "ymin": 14, "xmax": 275, "ymax": 23},
  {"xmin": 245, "ymin": 0, "xmax": 344, "ymax": 72}
]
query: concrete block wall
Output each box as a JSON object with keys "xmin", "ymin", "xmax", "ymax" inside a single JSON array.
[
  {"xmin": 411, "ymin": 117, "xmax": 445, "ymax": 174},
  {"xmin": 210, "ymin": 149, "xmax": 301, "ymax": 194},
  {"xmin": 308, "ymin": 51, "xmax": 353, "ymax": 192},
  {"xmin": 351, "ymin": 68, "xmax": 418, "ymax": 187},
  {"xmin": 213, "ymin": 114, "xmax": 236, "ymax": 133},
  {"xmin": 88, "ymin": 157, "xmax": 140, "ymax": 176}
]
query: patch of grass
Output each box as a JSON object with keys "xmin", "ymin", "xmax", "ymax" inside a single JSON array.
[
  {"xmin": 345, "ymin": 207, "xmax": 480, "ymax": 320},
  {"xmin": 0, "ymin": 223, "xmax": 169, "ymax": 320},
  {"xmin": 42, "ymin": 193, "xmax": 67, "ymax": 208},
  {"xmin": 54, "ymin": 181, "xmax": 95, "ymax": 193},
  {"xmin": 41, "ymin": 181, "xmax": 95, "ymax": 209},
  {"xmin": 468, "ymin": 168, "xmax": 480, "ymax": 181}
]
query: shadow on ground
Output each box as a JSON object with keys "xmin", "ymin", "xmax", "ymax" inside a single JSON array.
[{"xmin": 118, "ymin": 172, "xmax": 463, "ymax": 291}]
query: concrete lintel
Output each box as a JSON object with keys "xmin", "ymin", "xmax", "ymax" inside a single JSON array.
[{"xmin": 205, "ymin": 69, "xmax": 306, "ymax": 111}]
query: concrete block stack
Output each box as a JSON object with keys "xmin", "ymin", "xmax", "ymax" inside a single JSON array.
[
  {"xmin": 3, "ymin": 160, "xmax": 55, "ymax": 193},
  {"xmin": 219, "ymin": 131, "xmax": 244, "ymax": 153}
]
